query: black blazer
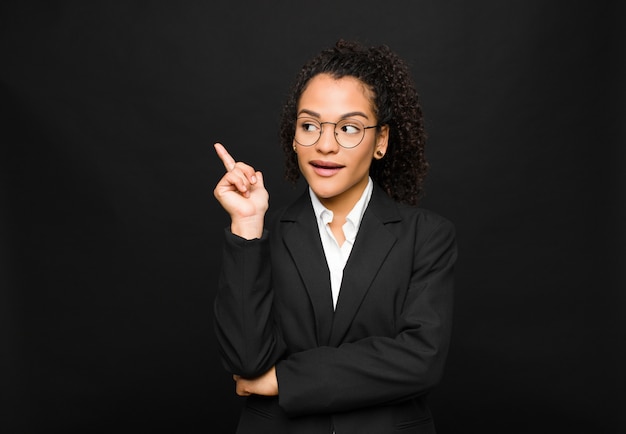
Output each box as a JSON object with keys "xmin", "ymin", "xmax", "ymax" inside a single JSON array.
[{"xmin": 215, "ymin": 185, "xmax": 457, "ymax": 434}]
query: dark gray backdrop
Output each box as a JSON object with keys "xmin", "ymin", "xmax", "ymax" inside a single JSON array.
[{"xmin": 2, "ymin": 1, "xmax": 624, "ymax": 433}]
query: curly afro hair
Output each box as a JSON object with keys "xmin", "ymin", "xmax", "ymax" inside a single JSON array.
[{"xmin": 279, "ymin": 39, "xmax": 428, "ymax": 206}]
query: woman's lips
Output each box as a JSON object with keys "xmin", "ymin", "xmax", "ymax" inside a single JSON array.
[{"xmin": 310, "ymin": 160, "xmax": 344, "ymax": 177}]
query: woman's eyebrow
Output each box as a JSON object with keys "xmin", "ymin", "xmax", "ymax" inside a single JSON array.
[
  {"xmin": 340, "ymin": 111, "xmax": 370, "ymax": 120},
  {"xmin": 297, "ymin": 109, "xmax": 321, "ymax": 118},
  {"xmin": 297, "ymin": 109, "xmax": 370, "ymax": 119}
]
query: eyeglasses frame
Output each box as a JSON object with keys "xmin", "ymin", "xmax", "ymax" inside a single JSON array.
[{"xmin": 294, "ymin": 118, "xmax": 380, "ymax": 149}]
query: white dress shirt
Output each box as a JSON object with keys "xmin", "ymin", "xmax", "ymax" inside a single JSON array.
[{"xmin": 309, "ymin": 178, "xmax": 373, "ymax": 310}]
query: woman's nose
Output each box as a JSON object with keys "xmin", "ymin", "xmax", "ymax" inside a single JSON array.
[{"xmin": 315, "ymin": 124, "xmax": 340, "ymax": 153}]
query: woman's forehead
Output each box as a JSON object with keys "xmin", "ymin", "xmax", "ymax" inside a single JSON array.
[{"xmin": 298, "ymin": 74, "xmax": 376, "ymax": 117}]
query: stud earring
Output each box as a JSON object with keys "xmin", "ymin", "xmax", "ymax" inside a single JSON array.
[{"xmin": 376, "ymin": 150, "xmax": 384, "ymax": 157}]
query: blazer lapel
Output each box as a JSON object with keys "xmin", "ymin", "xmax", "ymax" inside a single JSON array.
[
  {"xmin": 281, "ymin": 191, "xmax": 335, "ymax": 346},
  {"xmin": 329, "ymin": 186, "xmax": 400, "ymax": 347}
]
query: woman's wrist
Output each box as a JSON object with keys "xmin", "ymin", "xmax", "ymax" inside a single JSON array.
[{"xmin": 230, "ymin": 215, "xmax": 264, "ymax": 240}]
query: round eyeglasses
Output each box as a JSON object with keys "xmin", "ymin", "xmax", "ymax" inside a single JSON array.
[{"xmin": 294, "ymin": 117, "xmax": 379, "ymax": 149}]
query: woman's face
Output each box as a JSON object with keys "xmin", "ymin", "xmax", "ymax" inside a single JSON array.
[{"xmin": 294, "ymin": 73, "xmax": 388, "ymax": 210}]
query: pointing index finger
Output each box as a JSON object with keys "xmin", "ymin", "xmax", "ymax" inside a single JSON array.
[{"xmin": 214, "ymin": 142, "xmax": 236, "ymax": 171}]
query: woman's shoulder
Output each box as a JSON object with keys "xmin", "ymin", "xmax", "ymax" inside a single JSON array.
[
  {"xmin": 264, "ymin": 189, "xmax": 311, "ymax": 227},
  {"xmin": 369, "ymin": 185, "xmax": 453, "ymax": 229},
  {"xmin": 391, "ymin": 205, "xmax": 455, "ymax": 248},
  {"xmin": 399, "ymin": 203, "xmax": 453, "ymax": 226}
]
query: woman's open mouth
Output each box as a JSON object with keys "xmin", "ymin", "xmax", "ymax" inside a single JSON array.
[{"xmin": 310, "ymin": 160, "xmax": 344, "ymax": 177}]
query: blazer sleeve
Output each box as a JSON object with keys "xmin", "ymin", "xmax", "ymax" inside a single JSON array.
[
  {"xmin": 213, "ymin": 228, "xmax": 286, "ymax": 377},
  {"xmin": 276, "ymin": 217, "xmax": 457, "ymax": 416}
]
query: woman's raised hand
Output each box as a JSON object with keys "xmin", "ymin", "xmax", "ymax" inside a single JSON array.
[{"xmin": 213, "ymin": 143, "xmax": 268, "ymax": 239}]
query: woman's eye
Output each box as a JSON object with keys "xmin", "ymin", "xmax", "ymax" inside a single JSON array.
[
  {"xmin": 340, "ymin": 123, "xmax": 361, "ymax": 135},
  {"xmin": 299, "ymin": 121, "xmax": 320, "ymax": 132}
]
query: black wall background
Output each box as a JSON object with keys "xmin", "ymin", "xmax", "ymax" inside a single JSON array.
[{"xmin": 1, "ymin": 1, "xmax": 624, "ymax": 433}]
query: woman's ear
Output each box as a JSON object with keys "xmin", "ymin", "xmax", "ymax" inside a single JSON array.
[{"xmin": 373, "ymin": 125, "xmax": 389, "ymax": 159}]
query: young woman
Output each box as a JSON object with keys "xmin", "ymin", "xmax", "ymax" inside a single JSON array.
[{"xmin": 213, "ymin": 40, "xmax": 457, "ymax": 434}]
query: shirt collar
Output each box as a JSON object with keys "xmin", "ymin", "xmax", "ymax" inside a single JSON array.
[{"xmin": 309, "ymin": 178, "xmax": 373, "ymax": 240}]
